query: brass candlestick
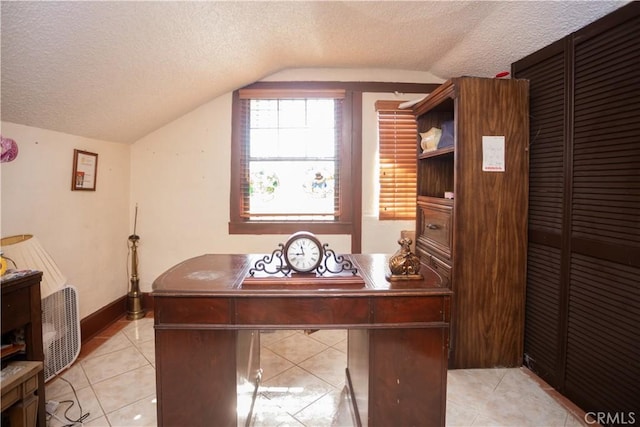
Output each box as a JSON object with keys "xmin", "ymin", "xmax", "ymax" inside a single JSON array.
[
  {"xmin": 127, "ymin": 206, "xmax": 145, "ymax": 320},
  {"xmin": 127, "ymin": 233, "xmax": 145, "ymax": 319}
]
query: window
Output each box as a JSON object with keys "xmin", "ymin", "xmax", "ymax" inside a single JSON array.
[
  {"xmin": 242, "ymin": 92, "xmax": 341, "ymax": 220},
  {"xmin": 229, "ymin": 85, "xmax": 356, "ymax": 235},
  {"xmin": 376, "ymin": 100, "xmax": 418, "ymax": 220}
]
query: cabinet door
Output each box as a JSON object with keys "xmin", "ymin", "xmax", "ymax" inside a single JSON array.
[
  {"xmin": 564, "ymin": 10, "xmax": 640, "ymax": 414},
  {"xmin": 512, "ymin": 38, "xmax": 567, "ymax": 389},
  {"xmin": 514, "ymin": 2, "xmax": 640, "ymax": 416}
]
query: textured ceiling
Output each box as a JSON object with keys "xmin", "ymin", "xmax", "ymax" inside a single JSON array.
[{"xmin": 0, "ymin": 1, "xmax": 627, "ymax": 143}]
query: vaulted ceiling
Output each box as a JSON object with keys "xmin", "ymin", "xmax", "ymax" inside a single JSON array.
[{"xmin": 1, "ymin": 1, "xmax": 627, "ymax": 143}]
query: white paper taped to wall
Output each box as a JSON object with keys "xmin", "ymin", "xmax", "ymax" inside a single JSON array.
[{"xmin": 482, "ymin": 136, "xmax": 505, "ymax": 172}]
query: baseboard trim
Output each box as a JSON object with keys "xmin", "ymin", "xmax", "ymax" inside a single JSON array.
[
  {"xmin": 80, "ymin": 296, "xmax": 126, "ymax": 344},
  {"xmin": 80, "ymin": 292, "xmax": 154, "ymax": 344}
]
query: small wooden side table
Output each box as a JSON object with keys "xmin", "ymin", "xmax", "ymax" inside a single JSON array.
[
  {"xmin": 1, "ymin": 361, "xmax": 44, "ymax": 427},
  {"xmin": 1, "ymin": 270, "xmax": 45, "ymax": 427}
]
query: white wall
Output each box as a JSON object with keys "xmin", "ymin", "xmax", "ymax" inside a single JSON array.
[
  {"xmin": 0, "ymin": 122, "xmax": 130, "ymax": 318},
  {"xmin": 131, "ymin": 68, "xmax": 442, "ymax": 292}
]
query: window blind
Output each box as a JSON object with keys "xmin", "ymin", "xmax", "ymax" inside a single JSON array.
[{"xmin": 376, "ymin": 100, "xmax": 418, "ymax": 220}]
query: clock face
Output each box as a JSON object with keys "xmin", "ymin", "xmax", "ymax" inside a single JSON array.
[{"xmin": 284, "ymin": 232, "xmax": 323, "ymax": 273}]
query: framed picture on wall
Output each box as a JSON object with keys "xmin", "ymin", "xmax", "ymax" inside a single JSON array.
[{"xmin": 71, "ymin": 149, "xmax": 98, "ymax": 191}]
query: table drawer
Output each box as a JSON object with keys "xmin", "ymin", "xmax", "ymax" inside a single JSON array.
[
  {"xmin": 1, "ymin": 384, "xmax": 21, "ymax": 411},
  {"xmin": 0, "ymin": 364, "xmax": 41, "ymax": 412},
  {"xmin": 417, "ymin": 201, "xmax": 452, "ymax": 260},
  {"xmin": 373, "ymin": 297, "xmax": 448, "ymax": 323},
  {"xmin": 154, "ymin": 297, "xmax": 231, "ymax": 324},
  {"xmin": 24, "ymin": 373, "xmax": 38, "ymax": 394},
  {"xmin": 235, "ymin": 297, "xmax": 370, "ymax": 326}
]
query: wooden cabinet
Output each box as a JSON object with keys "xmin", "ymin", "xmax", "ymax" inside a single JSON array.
[
  {"xmin": 413, "ymin": 77, "xmax": 529, "ymax": 369},
  {"xmin": 1, "ymin": 271, "xmax": 45, "ymax": 427},
  {"xmin": 512, "ymin": 2, "xmax": 639, "ymax": 416},
  {"xmin": 1, "ymin": 361, "xmax": 43, "ymax": 427}
]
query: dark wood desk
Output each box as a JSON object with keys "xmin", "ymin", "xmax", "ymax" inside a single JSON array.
[
  {"xmin": 153, "ymin": 254, "xmax": 451, "ymax": 427},
  {"xmin": 1, "ymin": 271, "xmax": 45, "ymax": 427}
]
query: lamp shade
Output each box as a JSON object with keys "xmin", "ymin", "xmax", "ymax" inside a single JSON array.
[{"xmin": 1, "ymin": 234, "xmax": 67, "ymax": 299}]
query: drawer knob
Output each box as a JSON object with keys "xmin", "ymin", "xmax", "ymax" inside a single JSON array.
[{"xmin": 427, "ymin": 224, "xmax": 439, "ymax": 230}]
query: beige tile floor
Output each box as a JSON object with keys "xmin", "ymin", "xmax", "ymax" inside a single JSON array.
[{"xmin": 45, "ymin": 315, "xmax": 595, "ymax": 427}]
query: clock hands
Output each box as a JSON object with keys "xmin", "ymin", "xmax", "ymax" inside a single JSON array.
[
  {"xmin": 289, "ymin": 241, "xmax": 321, "ymax": 271},
  {"xmin": 295, "ymin": 243, "xmax": 306, "ymax": 256}
]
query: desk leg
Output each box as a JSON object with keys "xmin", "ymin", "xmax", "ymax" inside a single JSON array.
[
  {"xmin": 155, "ymin": 329, "xmax": 237, "ymax": 427},
  {"xmin": 347, "ymin": 329, "xmax": 369, "ymax": 426},
  {"xmin": 236, "ymin": 330, "xmax": 260, "ymax": 427},
  {"xmin": 348, "ymin": 328, "xmax": 448, "ymax": 427}
]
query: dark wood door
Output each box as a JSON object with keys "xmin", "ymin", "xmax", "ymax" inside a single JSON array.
[
  {"xmin": 512, "ymin": 2, "xmax": 640, "ymax": 419},
  {"xmin": 563, "ymin": 7, "xmax": 640, "ymax": 414},
  {"xmin": 513, "ymin": 35, "xmax": 567, "ymax": 389}
]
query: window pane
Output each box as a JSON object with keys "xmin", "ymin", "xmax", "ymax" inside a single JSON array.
[
  {"xmin": 249, "ymin": 129, "xmax": 278, "ymax": 157},
  {"xmin": 279, "ymin": 99, "xmax": 306, "ymax": 128},
  {"xmin": 306, "ymin": 128, "xmax": 335, "ymax": 158},
  {"xmin": 249, "ymin": 160, "xmax": 335, "ymax": 218},
  {"xmin": 249, "ymin": 99, "xmax": 337, "ymax": 159},
  {"xmin": 307, "ymin": 99, "xmax": 336, "ymax": 128},
  {"xmin": 279, "ymin": 128, "xmax": 310, "ymax": 157},
  {"xmin": 250, "ymin": 99, "xmax": 278, "ymax": 128}
]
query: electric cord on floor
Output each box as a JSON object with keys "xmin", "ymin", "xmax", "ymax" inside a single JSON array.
[{"xmin": 45, "ymin": 365, "xmax": 90, "ymax": 427}]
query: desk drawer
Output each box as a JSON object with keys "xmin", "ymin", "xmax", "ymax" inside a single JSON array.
[
  {"xmin": 1, "ymin": 384, "xmax": 21, "ymax": 411},
  {"xmin": 24, "ymin": 373, "xmax": 38, "ymax": 394},
  {"xmin": 373, "ymin": 297, "xmax": 448, "ymax": 323},
  {"xmin": 155, "ymin": 297, "xmax": 231, "ymax": 324},
  {"xmin": 417, "ymin": 201, "xmax": 452, "ymax": 260},
  {"xmin": 235, "ymin": 297, "xmax": 370, "ymax": 326}
]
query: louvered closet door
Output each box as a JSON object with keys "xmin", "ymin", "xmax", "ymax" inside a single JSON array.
[
  {"xmin": 516, "ymin": 41, "xmax": 567, "ymax": 389},
  {"xmin": 564, "ymin": 13, "xmax": 640, "ymax": 414}
]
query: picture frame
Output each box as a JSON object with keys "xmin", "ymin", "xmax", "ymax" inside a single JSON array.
[{"xmin": 71, "ymin": 149, "xmax": 98, "ymax": 191}]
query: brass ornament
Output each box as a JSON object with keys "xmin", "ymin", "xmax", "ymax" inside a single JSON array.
[{"xmin": 387, "ymin": 237, "xmax": 423, "ymax": 281}]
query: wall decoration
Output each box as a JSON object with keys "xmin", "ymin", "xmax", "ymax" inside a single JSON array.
[
  {"xmin": 71, "ymin": 149, "xmax": 98, "ymax": 191},
  {"xmin": 0, "ymin": 135, "xmax": 18, "ymax": 162},
  {"xmin": 302, "ymin": 167, "xmax": 334, "ymax": 198},
  {"xmin": 249, "ymin": 169, "xmax": 280, "ymax": 201}
]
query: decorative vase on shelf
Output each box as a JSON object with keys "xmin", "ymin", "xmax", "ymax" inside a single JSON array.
[{"xmin": 420, "ymin": 127, "xmax": 442, "ymax": 153}]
